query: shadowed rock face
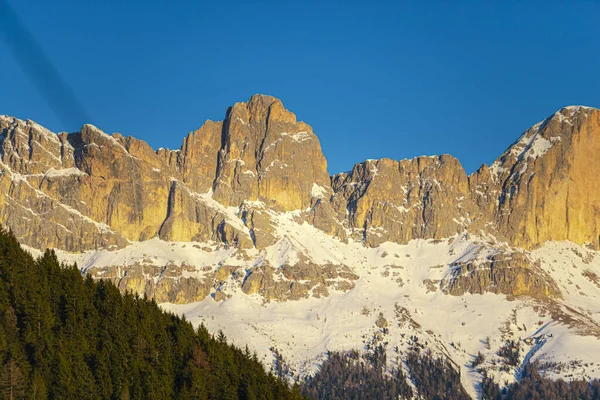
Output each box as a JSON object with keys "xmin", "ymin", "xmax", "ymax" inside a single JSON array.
[{"xmin": 1, "ymin": 99, "xmax": 599, "ymax": 302}]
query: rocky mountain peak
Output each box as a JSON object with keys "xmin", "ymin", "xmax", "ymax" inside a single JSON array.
[
  {"xmin": 474, "ymin": 105, "xmax": 600, "ymax": 249},
  {"xmin": 247, "ymin": 94, "xmax": 294, "ymax": 122},
  {"xmin": 559, "ymin": 104, "xmax": 598, "ymax": 114},
  {"xmin": 491, "ymin": 106, "xmax": 598, "ymax": 174},
  {"xmin": 212, "ymin": 95, "xmax": 330, "ymax": 211}
]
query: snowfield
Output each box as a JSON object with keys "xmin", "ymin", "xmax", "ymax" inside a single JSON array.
[{"xmin": 48, "ymin": 211, "xmax": 600, "ymax": 399}]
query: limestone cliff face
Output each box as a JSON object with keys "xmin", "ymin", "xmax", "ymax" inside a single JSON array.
[
  {"xmin": 0, "ymin": 94, "xmax": 335, "ymax": 252},
  {"xmin": 490, "ymin": 106, "xmax": 600, "ymax": 249},
  {"xmin": 2, "ymin": 100, "xmax": 600, "ymax": 303},
  {"xmin": 171, "ymin": 120, "xmax": 222, "ymax": 194},
  {"xmin": 0, "ymin": 117, "xmax": 130, "ymax": 251},
  {"xmin": 212, "ymin": 95, "xmax": 331, "ymax": 212},
  {"xmin": 331, "ymin": 155, "xmax": 471, "ymax": 247},
  {"xmin": 331, "ymin": 106, "xmax": 600, "ymax": 251},
  {"xmin": 82, "ymin": 256, "xmax": 359, "ymax": 304}
]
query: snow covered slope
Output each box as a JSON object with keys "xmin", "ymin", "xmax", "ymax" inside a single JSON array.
[{"xmin": 50, "ymin": 209, "xmax": 600, "ymax": 398}]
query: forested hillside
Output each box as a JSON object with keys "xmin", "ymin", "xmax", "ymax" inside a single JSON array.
[{"xmin": 0, "ymin": 228, "xmax": 302, "ymax": 399}]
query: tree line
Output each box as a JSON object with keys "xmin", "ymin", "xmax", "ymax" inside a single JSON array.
[
  {"xmin": 300, "ymin": 345, "xmax": 470, "ymax": 400},
  {"xmin": 0, "ymin": 228, "xmax": 302, "ymax": 399},
  {"xmin": 482, "ymin": 360, "xmax": 600, "ymax": 400}
]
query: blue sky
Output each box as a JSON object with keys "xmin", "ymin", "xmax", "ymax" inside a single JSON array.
[{"xmin": 1, "ymin": 1, "xmax": 599, "ymax": 174}]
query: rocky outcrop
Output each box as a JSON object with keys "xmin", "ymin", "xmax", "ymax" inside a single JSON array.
[
  {"xmin": 85, "ymin": 261, "xmax": 214, "ymax": 304},
  {"xmin": 241, "ymin": 260, "xmax": 358, "ymax": 302},
  {"xmin": 82, "ymin": 256, "xmax": 358, "ymax": 304},
  {"xmin": 441, "ymin": 252, "xmax": 561, "ymax": 297},
  {"xmin": 157, "ymin": 181, "xmax": 253, "ymax": 248}
]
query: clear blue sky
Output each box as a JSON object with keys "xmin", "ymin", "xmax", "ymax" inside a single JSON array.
[{"xmin": 1, "ymin": 1, "xmax": 599, "ymax": 174}]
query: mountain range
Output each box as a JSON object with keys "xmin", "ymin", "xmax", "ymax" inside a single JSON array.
[{"xmin": 1, "ymin": 95, "xmax": 599, "ymax": 397}]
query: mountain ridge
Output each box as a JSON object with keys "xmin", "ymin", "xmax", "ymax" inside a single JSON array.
[
  {"xmin": 1, "ymin": 95, "xmax": 600, "ymax": 253},
  {"xmin": 4, "ymin": 101, "xmax": 598, "ymax": 176}
]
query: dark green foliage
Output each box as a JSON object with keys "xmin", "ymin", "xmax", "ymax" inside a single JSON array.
[
  {"xmin": 501, "ymin": 361, "xmax": 600, "ymax": 400},
  {"xmin": 405, "ymin": 348, "xmax": 471, "ymax": 400},
  {"xmin": 300, "ymin": 349, "xmax": 413, "ymax": 400},
  {"xmin": 271, "ymin": 347, "xmax": 292, "ymax": 380},
  {"xmin": 497, "ymin": 340, "xmax": 521, "ymax": 369},
  {"xmin": 481, "ymin": 361, "xmax": 600, "ymax": 400},
  {"xmin": 480, "ymin": 370, "xmax": 502, "ymax": 400},
  {"xmin": 470, "ymin": 351, "xmax": 485, "ymax": 369},
  {"xmin": 0, "ymin": 228, "xmax": 303, "ymax": 399},
  {"xmin": 300, "ymin": 346, "xmax": 474, "ymax": 400}
]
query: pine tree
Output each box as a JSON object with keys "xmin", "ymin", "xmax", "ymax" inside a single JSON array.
[{"xmin": 0, "ymin": 358, "xmax": 26, "ymax": 400}]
